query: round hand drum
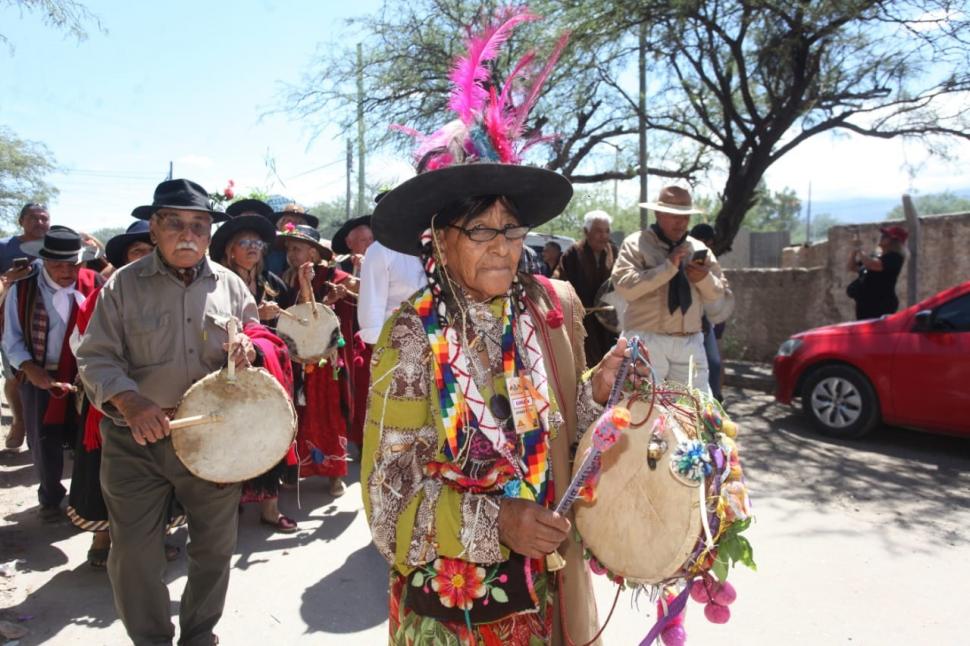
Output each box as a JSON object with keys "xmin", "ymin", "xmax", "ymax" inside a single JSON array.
[
  {"xmin": 573, "ymin": 395, "xmax": 701, "ymax": 585},
  {"xmin": 276, "ymin": 302, "xmax": 340, "ymax": 364},
  {"xmin": 172, "ymin": 366, "xmax": 297, "ymax": 483}
]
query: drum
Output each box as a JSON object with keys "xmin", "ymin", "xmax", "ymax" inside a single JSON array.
[
  {"xmin": 171, "ymin": 366, "xmax": 297, "ymax": 483},
  {"xmin": 572, "ymin": 381, "xmax": 749, "ymax": 586},
  {"xmin": 592, "ymin": 279, "xmax": 622, "ymax": 334},
  {"xmin": 276, "ymin": 302, "xmax": 341, "ymax": 364}
]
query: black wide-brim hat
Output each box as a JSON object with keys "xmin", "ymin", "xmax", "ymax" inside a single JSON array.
[
  {"xmin": 210, "ymin": 215, "xmax": 277, "ymax": 263},
  {"xmin": 270, "ymin": 210, "xmax": 320, "ymax": 229},
  {"xmin": 226, "ymin": 198, "xmax": 275, "ymax": 220},
  {"xmin": 105, "ymin": 220, "xmax": 153, "ymax": 268},
  {"xmin": 373, "ymin": 164, "xmax": 573, "ymax": 256},
  {"xmin": 132, "ymin": 178, "xmax": 229, "ymax": 222},
  {"xmin": 331, "ymin": 215, "xmax": 372, "ymax": 255},
  {"xmin": 21, "ymin": 225, "xmax": 101, "ymax": 265},
  {"xmin": 275, "ymin": 225, "xmax": 333, "ymax": 261}
]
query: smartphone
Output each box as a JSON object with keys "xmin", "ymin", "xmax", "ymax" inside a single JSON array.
[
  {"xmin": 691, "ymin": 249, "xmax": 709, "ymax": 263},
  {"xmin": 12, "ymin": 257, "xmax": 29, "ymax": 270}
]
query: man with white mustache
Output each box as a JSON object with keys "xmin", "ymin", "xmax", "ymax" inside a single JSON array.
[{"xmin": 76, "ymin": 179, "xmax": 261, "ymax": 646}]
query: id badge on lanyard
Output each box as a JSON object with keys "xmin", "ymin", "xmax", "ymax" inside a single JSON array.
[{"xmin": 506, "ymin": 372, "xmax": 540, "ymax": 434}]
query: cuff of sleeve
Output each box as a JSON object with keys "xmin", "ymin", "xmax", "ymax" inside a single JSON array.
[
  {"xmin": 359, "ymin": 327, "xmax": 381, "ymax": 345},
  {"xmin": 8, "ymin": 354, "xmax": 31, "ymax": 370},
  {"xmin": 694, "ymin": 272, "xmax": 722, "ymax": 301},
  {"xmin": 95, "ymin": 375, "xmax": 140, "ymax": 413}
]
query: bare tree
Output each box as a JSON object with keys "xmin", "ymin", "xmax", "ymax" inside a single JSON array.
[
  {"xmin": 1, "ymin": 0, "xmax": 103, "ymax": 49},
  {"xmin": 280, "ymin": 0, "xmax": 703, "ymax": 185},
  {"xmin": 584, "ymin": 0, "xmax": 970, "ymax": 253}
]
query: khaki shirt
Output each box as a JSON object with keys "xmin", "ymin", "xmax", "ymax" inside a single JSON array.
[
  {"xmin": 76, "ymin": 250, "xmax": 258, "ymax": 424},
  {"xmin": 611, "ymin": 228, "xmax": 729, "ymax": 335}
]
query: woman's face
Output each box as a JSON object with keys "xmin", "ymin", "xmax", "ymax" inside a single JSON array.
[
  {"xmin": 229, "ymin": 231, "xmax": 264, "ymax": 270},
  {"xmin": 437, "ymin": 201, "xmax": 524, "ymax": 302},
  {"xmin": 285, "ymin": 238, "xmax": 318, "ymax": 268}
]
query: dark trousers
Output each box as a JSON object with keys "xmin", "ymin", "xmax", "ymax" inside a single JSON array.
[
  {"xmin": 100, "ymin": 418, "xmax": 241, "ymax": 646},
  {"xmin": 20, "ymin": 383, "xmax": 66, "ymax": 507}
]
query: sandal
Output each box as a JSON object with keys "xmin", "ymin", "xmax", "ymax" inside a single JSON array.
[
  {"xmin": 328, "ymin": 478, "xmax": 347, "ymax": 498},
  {"xmin": 260, "ymin": 514, "xmax": 299, "ymax": 534},
  {"xmin": 87, "ymin": 547, "xmax": 110, "ymax": 569}
]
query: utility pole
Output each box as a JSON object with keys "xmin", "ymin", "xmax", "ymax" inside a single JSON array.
[
  {"xmin": 356, "ymin": 42, "xmax": 366, "ymax": 215},
  {"xmin": 167, "ymin": 161, "xmax": 173, "ymax": 181},
  {"xmin": 613, "ymin": 146, "xmax": 619, "ymax": 215},
  {"xmin": 346, "ymin": 139, "xmax": 353, "ymax": 220},
  {"xmin": 638, "ymin": 22, "xmax": 648, "ymax": 230}
]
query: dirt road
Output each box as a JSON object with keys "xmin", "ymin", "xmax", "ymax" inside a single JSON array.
[{"xmin": 2, "ymin": 387, "xmax": 968, "ymax": 645}]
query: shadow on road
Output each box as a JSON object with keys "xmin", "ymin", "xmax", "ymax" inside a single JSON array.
[
  {"xmin": 726, "ymin": 387, "xmax": 970, "ymax": 553},
  {"xmin": 300, "ymin": 543, "xmax": 389, "ymax": 634}
]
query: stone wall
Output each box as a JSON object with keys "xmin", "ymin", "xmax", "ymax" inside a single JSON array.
[{"xmin": 722, "ymin": 211, "xmax": 970, "ymax": 361}]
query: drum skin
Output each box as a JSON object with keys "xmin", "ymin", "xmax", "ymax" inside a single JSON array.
[
  {"xmin": 172, "ymin": 367, "xmax": 297, "ymax": 483},
  {"xmin": 276, "ymin": 302, "xmax": 340, "ymax": 364},
  {"xmin": 573, "ymin": 396, "xmax": 701, "ymax": 585}
]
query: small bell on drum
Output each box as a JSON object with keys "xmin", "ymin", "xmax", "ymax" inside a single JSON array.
[
  {"xmin": 546, "ymin": 550, "xmax": 567, "ymax": 572},
  {"xmin": 647, "ymin": 438, "xmax": 668, "ymax": 470}
]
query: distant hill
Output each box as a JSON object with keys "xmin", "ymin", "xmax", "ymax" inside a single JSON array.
[{"xmin": 812, "ymin": 187, "xmax": 970, "ymax": 224}]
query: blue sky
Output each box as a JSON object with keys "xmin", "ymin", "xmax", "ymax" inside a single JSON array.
[{"xmin": 2, "ymin": 0, "xmax": 969, "ymax": 233}]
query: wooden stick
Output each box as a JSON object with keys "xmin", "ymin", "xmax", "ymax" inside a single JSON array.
[
  {"xmin": 278, "ymin": 308, "xmax": 308, "ymax": 325},
  {"xmin": 170, "ymin": 414, "xmax": 224, "ymax": 431},
  {"xmin": 227, "ymin": 318, "xmax": 237, "ymax": 382},
  {"xmin": 585, "ymin": 305, "xmax": 615, "ymax": 313}
]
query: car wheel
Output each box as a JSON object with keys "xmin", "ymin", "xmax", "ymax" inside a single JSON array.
[{"xmin": 801, "ymin": 365, "xmax": 880, "ymax": 439}]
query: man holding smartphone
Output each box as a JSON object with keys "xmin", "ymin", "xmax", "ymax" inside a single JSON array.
[
  {"xmin": 611, "ymin": 186, "xmax": 732, "ymax": 391},
  {"xmin": 1, "ymin": 203, "xmax": 51, "ymax": 451}
]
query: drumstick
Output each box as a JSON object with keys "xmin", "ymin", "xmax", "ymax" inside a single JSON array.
[
  {"xmin": 585, "ymin": 305, "xmax": 615, "ymax": 313},
  {"xmin": 169, "ymin": 414, "xmax": 225, "ymax": 430},
  {"xmin": 277, "ymin": 309, "xmax": 309, "ymax": 326},
  {"xmin": 227, "ymin": 318, "xmax": 237, "ymax": 382}
]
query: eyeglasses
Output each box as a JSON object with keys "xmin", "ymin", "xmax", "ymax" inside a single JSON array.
[
  {"xmin": 235, "ymin": 239, "xmax": 265, "ymax": 250},
  {"xmin": 448, "ymin": 223, "xmax": 530, "ymax": 243},
  {"xmin": 158, "ymin": 217, "xmax": 211, "ymax": 238}
]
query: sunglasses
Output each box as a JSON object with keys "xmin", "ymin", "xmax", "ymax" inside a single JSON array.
[
  {"xmin": 159, "ymin": 217, "xmax": 211, "ymax": 238},
  {"xmin": 448, "ymin": 223, "xmax": 530, "ymax": 243},
  {"xmin": 235, "ymin": 239, "xmax": 266, "ymax": 250}
]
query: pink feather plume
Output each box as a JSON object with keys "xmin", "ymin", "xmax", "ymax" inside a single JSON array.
[
  {"xmin": 510, "ymin": 31, "xmax": 570, "ymax": 136},
  {"xmin": 447, "ymin": 7, "xmax": 539, "ymax": 124}
]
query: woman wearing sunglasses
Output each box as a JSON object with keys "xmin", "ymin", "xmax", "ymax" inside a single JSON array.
[{"xmin": 210, "ymin": 213, "xmax": 298, "ymax": 533}]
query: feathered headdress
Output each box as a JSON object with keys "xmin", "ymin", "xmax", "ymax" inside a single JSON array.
[{"xmin": 393, "ymin": 6, "xmax": 570, "ymax": 172}]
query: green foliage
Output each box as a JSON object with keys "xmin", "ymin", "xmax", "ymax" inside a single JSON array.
[
  {"xmin": 0, "ymin": 127, "xmax": 59, "ymax": 226},
  {"xmin": 745, "ymin": 181, "xmax": 802, "ymax": 233},
  {"xmin": 790, "ymin": 212, "xmax": 840, "ymax": 245},
  {"xmin": 88, "ymin": 226, "xmax": 125, "ymax": 245},
  {"xmin": 712, "ymin": 517, "xmax": 756, "ymax": 582},
  {"xmin": 886, "ymin": 191, "xmax": 970, "ymax": 220}
]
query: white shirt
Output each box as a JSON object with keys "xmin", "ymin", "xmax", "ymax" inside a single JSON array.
[{"xmin": 357, "ymin": 241, "xmax": 428, "ymax": 344}]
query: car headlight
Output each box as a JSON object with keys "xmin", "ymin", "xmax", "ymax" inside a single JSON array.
[{"xmin": 776, "ymin": 338, "xmax": 803, "ymax": 357}]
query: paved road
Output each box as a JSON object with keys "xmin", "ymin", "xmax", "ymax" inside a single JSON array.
[{"xmin": 2, "ymin": 387, "xmax": 968, "ymax": 645}]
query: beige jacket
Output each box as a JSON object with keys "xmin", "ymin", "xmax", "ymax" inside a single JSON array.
[
  {"xmin": 76, "ymin": 250, "xmax": 258, "ymax": 423},
  {"xmin": 611, "ymin": 229, "xmax": 729, "ymax": 335}
]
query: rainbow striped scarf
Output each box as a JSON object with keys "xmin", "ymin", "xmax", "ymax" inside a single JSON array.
[{"xmin": 414, "ymin": 287, "xmax": 551, "ymax": 505}]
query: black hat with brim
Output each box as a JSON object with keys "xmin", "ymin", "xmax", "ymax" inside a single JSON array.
[
  {"xmin": 331, "ymin": 215, "xmax": 372, "ymax": 255},
  {"xmin": 226, "ymin": 198, "xmax": 275, "ymax": 220},
  {"xmin": 105, "ymin": 220, "xmax": 153, "ymax": 268},
  {"xmin": 131, "ymin": 178, "xmax": 228, "ymax": 222},
  {"xmin": 373, "ymin": 164, "xmax": 573, "ymax": 256},
  {"xmin": 21, "ymin": 225, "xmax": 101, "ymax": 265},
  {"xmin": 275, "ymin": 225, "xmax": 333, "ymax": 261},
  {"xmin": 210, "ymin": 215, "xmax": 278, "ymax": 264},
  {"xmin": 270, "ymin": 210, "xmax": 320, "ymax": 229}
]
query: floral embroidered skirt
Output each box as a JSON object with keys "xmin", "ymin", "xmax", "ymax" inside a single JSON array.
[{"xmin": 388, "ymin": 569, "xmax": 552, "ymax": 645}]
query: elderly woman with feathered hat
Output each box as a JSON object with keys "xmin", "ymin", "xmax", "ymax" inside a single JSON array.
[{"xmin": 360, "ymin": 10, "xmax": 630, "ymax": 644}]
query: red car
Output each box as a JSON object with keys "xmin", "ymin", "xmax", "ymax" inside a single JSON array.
[{"xmin": 773, "ymin": 281, "xmax": 970, "ymax": 439}]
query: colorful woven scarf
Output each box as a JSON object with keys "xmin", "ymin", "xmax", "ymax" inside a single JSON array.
[{"xmin": 415, "ymin": 286, "xmax": 552, "ymax": 506}]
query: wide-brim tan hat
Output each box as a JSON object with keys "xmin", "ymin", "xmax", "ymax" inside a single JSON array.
[{"xmin": 639, "ymin": 185, "xmax": 704, "ymax": 216}]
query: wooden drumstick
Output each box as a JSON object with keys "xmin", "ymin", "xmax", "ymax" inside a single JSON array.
[
  {"xmin": 277, "ymin": 309, "xmax": 309, "ymax": 326},
  {"xmin": 169, "ymin": 414, "xmax": 224, "ymax": 431},
  {"xmin": 226, "ymin": 318, "xmax": 237, "ymax": 382},
  {"xmin": 585, "ymin": 305, "xmax": 615, "ymax": 313}
]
